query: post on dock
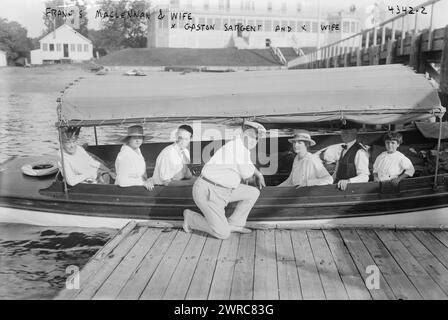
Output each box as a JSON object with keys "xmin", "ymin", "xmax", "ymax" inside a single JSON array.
[{"xmin": 440, "ymin": 25, "xmax": 448, "ymax": 120}]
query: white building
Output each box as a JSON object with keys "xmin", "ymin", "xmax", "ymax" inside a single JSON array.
[
  {"xmin": 31, "ymin": 24, "xmax": 93, "ymax": 65},
  {"xmin": 147, "ymin": 0, "xmax": 361, "ymax": 49},
  {"xmin": 0, "ymin": 50, "xmax": 6, "ymax": 67}
]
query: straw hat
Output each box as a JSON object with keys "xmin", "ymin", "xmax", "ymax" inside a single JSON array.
[
  {"xmin": 288, "ymin": 129, "xmax": 316, "ymax": 146},
  {"xmin": 121, "ymin": 125, "xmax": 152, "ymax": 142}
]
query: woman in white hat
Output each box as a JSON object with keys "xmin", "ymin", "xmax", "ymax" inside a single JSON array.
[
  {"xmin": 278, "ymin": 129, "xmax": 333, "ymax": 187},
  {"xmin": 115, "ymin": 125, "xmax": 153, "ymax": 189}
]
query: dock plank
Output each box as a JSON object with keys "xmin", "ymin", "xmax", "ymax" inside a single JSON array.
[
  {"xmin": 254, "ymin": 230, "xmax": 279, "ymax": 300},
  {"xmin": 396, "ymin": 230, "xmax": 448, "ymax": 298},
  {"xmin": 74, "ymin": 223, "xmax": 148, "ymax": 300},
  {"xmin": 357, "ymin": 229, "xmax": 421, "ymax": 300},
  {"xmin": 375, "ymin": 230, "xmax": 447, "ymax": 300},
  {"xmin": 430, "ymin": 231, "xmax": 448, "ymax": 248},
  {"xmin": 92, "ymin": 228, "xmax": 162, "ymax": 300},
  {"xmin": 117, "ymin": 230, "xmax": 177, "ymax": 299},
  {"xmin": 230, "ymin": 232, "xmax": 256, "ymax": 300},
  {"xmin": 186, "ymin": 236, "xmax": 222, "ymax": 300},
  {"xmin": 208, "ymin": 234, "xmax": 240, "ymax": 300},
  {"xmin": 139, "ymin": 231, "xmax": 191, "ymax": 300},
  {"xmin": 307, "ymin": 230, "xmax": 348, "ymax": 300},
  {"xmin": 339, "ymin": 229, "xmax": 395, "ymax": 300},
  {"xmin": 163, "ymin": 233, "xmax": 207, "ymax": 299},
  {"xmin": 413, "ymin": 231, "xmax": 448, "ymax": 269},
  {"xmin": 275, "ymin": 230, "xmax": 302, "ymax": 300},
  {"xmin": 290, "ymin": 230, "xmax": 326, "ymax": 300},
  {"xmin": 55, "ymin": 221, "xmax": 138, "ymax": 300},
  {"xmin": 323, "ymin": 230, "xmax": 371, "ymax": 300}
]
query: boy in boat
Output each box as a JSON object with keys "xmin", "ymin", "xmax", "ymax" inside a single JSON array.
[
  {"xmin": 146, "ymin": 125, "xmax": 195, "ymax": 190},
  {"xmin": 278, "ymin": 129, "xmax": 333, "ymax": 187},
  {"xmin": 58, "ymin": 127, "xmax": 115, "ymax": 186},
  {"xmin": 373, "ymin": 131, "xmax": 415, "ymax": 185},
  {"xmin": 115, "ymin": 125, "xmax": 153, "ymax": 190},
  {"xmin": 182, "ymin": 121, "xmax": 266, "ymax": 239},
  {"xmin": 334, "ymin": 122, "xmax": 370, "ymax": 191}
]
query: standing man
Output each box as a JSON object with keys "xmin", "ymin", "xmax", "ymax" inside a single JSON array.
[
  {"xmin": 334, "ymin": 122, "xmax": 370, "ymax": 191},
  {"xmin": 148, "ymin": 124, "xmax": 195, "ymax": 189},
  {"xmin": 183, "ymin": 121, "xmax": 266, "ymax": 239}
]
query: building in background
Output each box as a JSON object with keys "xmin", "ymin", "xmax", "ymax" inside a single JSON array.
[
  {"xmin": 30, "ymin": 24, "xmax": 93, "ymax": 65},
  {"xmin": 147, "ymin": 0, "xmax": 361, "ymax": 49},
  {"xmin": 0, "ymin": 50, "xmax": 6, "ymax": 67}
]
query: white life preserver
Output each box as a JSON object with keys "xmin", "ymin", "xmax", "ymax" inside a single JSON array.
[{"xmin": 21, "ymin": 160, "xmax": 59, "ymax": 177}]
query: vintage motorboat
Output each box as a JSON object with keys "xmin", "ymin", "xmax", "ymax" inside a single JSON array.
[{"xmin": 1, "ymin": 64, "xmax": 447, "ymax": 229}]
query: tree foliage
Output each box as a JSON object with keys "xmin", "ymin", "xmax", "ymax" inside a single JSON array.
[
  {"xmin": 43, "ymin": 0, "xmax": 89, "ymax": 37},
  {"xmin": 0, "ymin": 17, "xmax": 33, "ymax": 64},
  {"xmin": 91, "ymin": 0, "xmax": 149, "ymax": 52}
]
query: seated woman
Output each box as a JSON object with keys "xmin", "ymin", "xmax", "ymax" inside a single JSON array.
[
  {"xmin": 373, "ymin": 131, "xmax": 415, "ymax": 185},
  {"xmin": 58, "ymin": 127, "xmax": 115, "ymax": 186},
  {"xmin": 115, "ymin": 125, "xmax": 153, "ymax": 190},
  {"xmin": 278, "ymin": 129, "xmax": 333, "ymax": 187}
]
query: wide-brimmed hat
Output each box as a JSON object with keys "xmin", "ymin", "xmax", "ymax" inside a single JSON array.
[
  {"xmin": 340, "ymin": 121, "xmax": 362, "ymax": 131},
  {"xmin": 121, "ymin": 125, "xmax": 152, "ymax": 142},
  {"xmin": 288, "ymin": 129, "xmax": 316, "ymax": 146}
]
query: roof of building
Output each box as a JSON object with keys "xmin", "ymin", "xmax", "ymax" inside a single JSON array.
[{"xmin": 39, "ymin": 24, "xmax": 92, "ymax": 44}]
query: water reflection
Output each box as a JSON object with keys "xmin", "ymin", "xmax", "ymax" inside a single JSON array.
[{"xmin": 0, "ymin": 223, "xmax": 115, "ymax": 300}]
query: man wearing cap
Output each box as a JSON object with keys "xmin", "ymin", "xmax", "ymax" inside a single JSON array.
[
  {"xmin": 147, "ymin": 125, "xmax": 195, "ymax": 190},
  {"xmin": 115, "ymin": 125, "xmax": 153, "ymax": 189},
  {"xmin": 278, "ymin": 129, "xmax": 333, "ymax": 187},
  {"xmin": 182, "ymin": 121, "xmax": 266, "ymax": 239},
  {"xmin": 58, "ymin": 127, "xmax": 115, "ymax": 186},
  {"xmin": 334, "ymin": 123, "xmax": 370, "ymax": 191}
]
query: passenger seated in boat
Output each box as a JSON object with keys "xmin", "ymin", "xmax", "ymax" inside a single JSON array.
[
  {"xmin": 334, "ymin": 122, "xmax": 370, "ymax": 191},
  {"xmin": 115, "ymin": 125, "xmax": 153, "ymax": 190},
  {"xmin": 58, "ymin": 127, "xmax": 116, "ymax": 186},
  {"xmin": 373, "ymin": 131, "xmax": 415, "ymax": 185},
  {"xmin": 278, "ymin": 130, "xmax": 333, "ymax": 187},
  {"xmin": 147, "ymin": 124, "xmax": 196, "ymax": 190}
]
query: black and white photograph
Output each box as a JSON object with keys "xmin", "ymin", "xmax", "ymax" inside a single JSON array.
[{"xmin": 1, "ymin": 0, "xmax": 448, "ymax": 307}]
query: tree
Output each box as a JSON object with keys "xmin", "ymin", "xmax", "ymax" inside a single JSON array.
[
  {"xmin": 0, "ymin": 17, "xmax": 33, "ymax": 64},
  {"xmin": 43, "ymin": 0, "xmax": 89, "ymax": 37},
  {"xmin": 93, "ymin": 0, "xmax": 150, "ymax": 51}
]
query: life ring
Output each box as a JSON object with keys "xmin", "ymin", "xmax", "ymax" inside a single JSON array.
[{"xmin": 21, "ymin": 160, "xmax": 59, "ymax": 177}]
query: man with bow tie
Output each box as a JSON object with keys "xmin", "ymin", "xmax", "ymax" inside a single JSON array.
[{"xmin": 334, "ymin": 122, "xmax": 370, "ymax": 191}]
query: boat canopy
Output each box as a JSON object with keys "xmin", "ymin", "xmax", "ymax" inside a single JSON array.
[{"xmin": 58, "ymin": 64, "xmax": 444, "ymax": 127}]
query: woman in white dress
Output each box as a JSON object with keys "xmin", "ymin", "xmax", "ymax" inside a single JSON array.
[
  {"xmin": 278, "ymin": 129, "xmax": 333, "ymax": 187},
  {"xmin": 115, "ymin": 125, "xmax": 153, "ymax": 190}
]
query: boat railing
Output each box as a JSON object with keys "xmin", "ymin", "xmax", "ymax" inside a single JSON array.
[{"xmin": 287, "ymin": 0, "xmax": 442, "ymax": 69}]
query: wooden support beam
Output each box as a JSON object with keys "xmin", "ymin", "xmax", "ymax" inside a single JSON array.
[
  {"xmin": 356, "ymin": 48, "xmax": 362, "ymax": 66},
  {"xmin": 386, "ymin": 40, "xmax": 395, "ymax": 64},
  {"xmin": 439, "ymin": 25, "xmax": 448, "ymax": 115},
  {"xmin": 409, "ymin": 33, "xmax": 422, "ymax": 72}
]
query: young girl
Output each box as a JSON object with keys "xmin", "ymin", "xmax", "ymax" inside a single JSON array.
[{"xmin": 373, "ymin": 132, "xmax": 415, "ymax": 185}]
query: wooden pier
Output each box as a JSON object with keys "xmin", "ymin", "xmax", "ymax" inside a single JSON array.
[{"xmin": 56, "ymin": 221, "xmax": 448, "ymax": 300}]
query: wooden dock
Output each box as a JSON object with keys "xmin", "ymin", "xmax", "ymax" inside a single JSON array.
[{"xmin": 56, "ymin": 221, "xmax": 448, "ymax": 300}]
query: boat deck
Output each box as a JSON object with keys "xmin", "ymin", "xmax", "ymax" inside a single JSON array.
[{"xmin": 56, "ymin": 222, "xmax": 448, "ymax": 300}]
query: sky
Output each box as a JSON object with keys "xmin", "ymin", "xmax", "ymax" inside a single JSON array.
[{"xmin": 1, "ymin": 0, "xmax": 447, "ymax": 38}]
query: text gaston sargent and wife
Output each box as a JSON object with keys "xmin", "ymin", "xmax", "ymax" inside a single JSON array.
[{"xmin": 45, "ymin": 7, "xmax": 341, "ymax": 33}]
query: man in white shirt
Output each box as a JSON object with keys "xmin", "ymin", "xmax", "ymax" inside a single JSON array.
[
  {"xmin": 334, "ymin": 123, "xmax": 370, "ymax": 191},
  {"xmin": 148, "ymin": 125, "xmax": 195, "ymax": 190},
  {"xmin": 373, "ymin": 131, "xmax": 415, "ymax": 185},
  {"xmin": 183, "ymin": 121, "xmax": 266, "ymax": 239},
  {"xmin": 58, "ymin": 127, "xmax": 115, "ymax": 186}
]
